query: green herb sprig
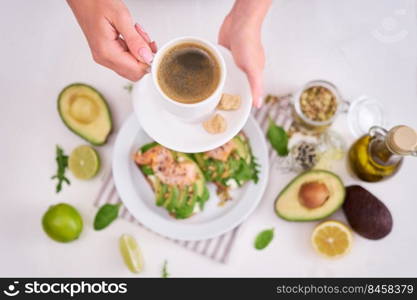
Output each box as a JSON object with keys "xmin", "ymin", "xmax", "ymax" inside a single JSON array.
[
  {"xmin": 51, "ymin": 145, "xmax": 70, "ymax": 193},
  {"xmin": 254, "ymin": 228, "xmax": 275, "ymax": 250},
  {"xmin": 94, "ymin": 203, "xmax": 121, "ymax": 230},
  {"xmin": 267, "ymin": 118, "xmax": 289, "ymax": 156},
  {"xmin": 162, "ymin": 260, "xmax": 169, "ymax": 278},
  {"xmin": 123, "ymin": 83, "xmax": 133, "ymax": 93}
]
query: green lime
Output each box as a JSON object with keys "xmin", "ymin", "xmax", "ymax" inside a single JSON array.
[
  {"xmin": 119, "ymin": 234, "xmax": 144, "ymax": 273},
  {"xmin": 42, "ymin": 203, "xmax": 83, "ymax": 243},
  {"xmin": 68, "ymin": 145, "xmax": 100, "ymax": 179}
]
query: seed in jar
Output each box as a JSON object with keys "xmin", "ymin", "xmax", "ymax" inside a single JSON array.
[
  {"xmin": 292, "ymin": 142, "xmax": 318, "ymax": 171},
  {"xmin": 299, "ymin": 86, "xmax": 337, "ymax": 122},
  {"xmin": 203, "ymin": 113, "xmax": 227, "ymax": 134},
  {"xmin": 217, "ymin": 93, "xmax": 241, "ymax": 110}
]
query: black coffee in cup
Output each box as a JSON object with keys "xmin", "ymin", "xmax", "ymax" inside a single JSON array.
[{"xmin": 157, "ymin": 42, "xmax": 221, "ymax": 104}]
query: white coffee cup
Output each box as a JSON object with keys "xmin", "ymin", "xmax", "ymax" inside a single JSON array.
[{"xmin": 151, "ymin": 36, "xmax": 227, "ymax": 122}]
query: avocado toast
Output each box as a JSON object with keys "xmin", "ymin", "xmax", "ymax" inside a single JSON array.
[
  {"xmin": 193, "ymin": 133, "xmax": 259, "ymax": 201},
  {"xmin": 134, "ymin": 142, "xmax": 209, "ymax": 219}
]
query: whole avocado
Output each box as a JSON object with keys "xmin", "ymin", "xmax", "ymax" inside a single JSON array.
[{"xmin": 343, "ymin": 185, "xmax": 393, "ymax": 240}]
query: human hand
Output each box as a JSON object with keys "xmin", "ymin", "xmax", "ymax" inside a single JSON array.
[
  {"xmin": 67, "ymin": 0, "xmax": 157, "ymax": 81},
  {"xmin": 218, "ymin": 0, "xmax": 271, "ymax": 108}
]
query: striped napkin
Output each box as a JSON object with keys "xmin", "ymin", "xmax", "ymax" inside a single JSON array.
[{"xmin": 94, "ymin": 94, "xmax": 293, "ymax": 263}]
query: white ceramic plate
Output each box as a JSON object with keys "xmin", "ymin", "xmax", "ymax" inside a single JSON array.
[
  {"xmin": 132, "ymin": 46, "xmax": 252, "ymax": 153},
  {"xmin": 112, "ymin": 114, "xmax": 269, "ymax": 241}
]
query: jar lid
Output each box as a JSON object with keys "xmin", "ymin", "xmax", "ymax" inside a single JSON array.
[
  {"xmin": 347, "ymin": 95, "xmax": 385, "ymax": 137},
  {"xmin": 386, "ymin": 125, "xmax": 417, "ymax": 155}
]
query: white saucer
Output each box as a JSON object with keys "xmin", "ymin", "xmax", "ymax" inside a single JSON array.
[
  {"xmin": 132, "ymin": 46, "xmax": 252, "ymax": 153},
  {"xmin": 112, "ymin": 114, "xmax": 269, "ymax": 241}
]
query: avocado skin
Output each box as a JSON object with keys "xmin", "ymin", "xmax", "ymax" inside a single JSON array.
[
  {"xmin": 343, "ymin": 185, "xmax": 393, "ymax": 240},
  {"xmin": 57, "ymin": 83, "xmax": 113, "ymax": 146},
  {"xmin": 274, "ymin": 170, "xmax": 345, "ymax": 222}
]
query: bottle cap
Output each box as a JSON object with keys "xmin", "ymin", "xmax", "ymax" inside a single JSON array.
[{"xmin": 386, "ymin": 125, "xmax": 417, "ymax": 155}]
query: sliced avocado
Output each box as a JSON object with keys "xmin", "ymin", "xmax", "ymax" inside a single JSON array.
[
  {"xmin": 156, "ymin": 183, "xmax": 168, "ymax": 206},
  {"xmin": 198, "ymin": 185, "xmax": 210, "ymax": 210},
  {"xmin": 175, "ymin": 185, "xmax": 198, "ymax": 219},
  {"xmin": 175, "ymin": 186, "xmax": 189, "ymax": 209},
  {"xmin": 193, "ymin": 153, "xmax": 206, "ymax": 168},
  {"xmin": 176, "ymin": 153, "xmax": 206, "ymax": 197},
  {"xmin": 233, "ymin": 135, "xmax": 251, "ymax": 164},
  {"xmin": 58, "ymin": 83, "xmax": 112, "ymax": 146},
  {"xmin": 163, "ymin": 185, "xmax": 179, "ymax": 209},
  {"xmin": 275, "ymin": 170, "xmax": 345, "ymax": 222},
  {"xmin": 135, "ymin": 145, "xmax": 209, "ymax": 219}
]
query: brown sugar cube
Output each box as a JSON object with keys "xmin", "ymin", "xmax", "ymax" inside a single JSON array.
[
  {"xmin": 203, "ymin": 114, "xmax": 227, "ymax": 134},
  {"xmin": 217, "ymin": 93, "xmax": 241, "ymax": 110}
]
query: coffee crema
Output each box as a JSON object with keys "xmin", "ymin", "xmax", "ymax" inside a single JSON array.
[{"xmin": 157, "ymin": 42, "xmax": 221, "ymax": 104}]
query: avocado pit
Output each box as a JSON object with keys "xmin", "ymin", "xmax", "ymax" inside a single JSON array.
[{"xmin": 299, "ymin": 181, "xmax": 330, "ymax": 209}]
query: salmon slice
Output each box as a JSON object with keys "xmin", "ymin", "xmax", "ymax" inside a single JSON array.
[
  {"xmin": 135, "ymin": 145, "xmax": 198, "ymax": 186},
  {"xmin": 204, "ymin": 140, "xmax": 236, "ymax": 162}
]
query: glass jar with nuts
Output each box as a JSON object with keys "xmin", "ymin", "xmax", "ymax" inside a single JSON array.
[{"xmin": 292, "ymin": 80, "xmax": 348, "ymax": 133}]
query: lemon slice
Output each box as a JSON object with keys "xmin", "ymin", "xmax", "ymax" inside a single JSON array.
[
  {"xmin": 68, "ymin": 145, "xmax": 100, "ymax": 179},
  {"xmin": 311, "ymin": 220, "xmax": 352, "ymax": 258},
  {"xmin": 119, "ymin": 234, "xmax": 144, "ymax": 274}
]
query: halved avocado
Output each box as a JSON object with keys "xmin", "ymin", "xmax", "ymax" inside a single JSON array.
[
  {"xmin": 275, "ymin": 170, "xmax": 345, "ymax": 221},
  {"xmin": 58, "ymin": 83, "xmax": 112, "ymax": 146}
]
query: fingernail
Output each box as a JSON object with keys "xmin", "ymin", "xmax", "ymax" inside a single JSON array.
[
  {"xmin": 135, "ymin": 23, "xmax": 151, "ymax": 43},
  {"xmin": 139, "ymin": 47, "xmax": 153, "ymax": 65},
  {"xmin": 150, "ymin": 41, "xmax": 158, "ymax": 53}
]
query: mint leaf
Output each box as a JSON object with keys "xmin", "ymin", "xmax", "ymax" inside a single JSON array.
[
  {"xmin": 267, "ymin": 119, "xmax": 288, "ymax": 156},
  {"xmin": 93, "ymin": 203, "xmax": 121, "ymax": 230},
  {"xmin": 254, "ymin": 228, "xmax": 274, "ymax": 250}
]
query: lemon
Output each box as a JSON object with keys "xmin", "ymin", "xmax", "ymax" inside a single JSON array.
[
  {"xmin": 311, "ymin": 220, "xmax": 352, "ymax": 258},
  {"xmin": 42, "ymin": 203, "xmax": 83, "ymax": 243},
  {"xmin": 119, "ymin": 234, "xmax": 144, "ymax": 273},
  {"xmin": 68, "ymin": 145, "xmax": 100, "ymax": 179}
]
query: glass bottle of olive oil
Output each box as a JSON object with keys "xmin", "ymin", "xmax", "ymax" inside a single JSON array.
[{"xmin": 348, "ymin": 125, "xmax": 417, "ymax": 182}]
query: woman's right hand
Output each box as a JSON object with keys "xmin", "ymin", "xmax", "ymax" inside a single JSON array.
[{"xmin": 67, "ymin": 0, "xmax": 157, "ymax": 81}]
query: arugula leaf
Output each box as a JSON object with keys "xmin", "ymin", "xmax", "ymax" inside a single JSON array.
[
  {"xmin": 267, "ymin": 118, "xmax": 289, "ymax": 156},
  {"xmin": 233, "ymin": 159, "xmax": 254, "ymax": 185},
  {"xmin": 51, "ymin": 145, "xmax": 70, "ymax": 193},
  {"xmin": 162, "ymin": 260, "xmax": 169, "ymax": 278},
  {"xmin": 140, "ymin": 165, "xmax": 154, "ymax": 175},
  {"xmin": 254, "ymin": 228, "xmax": 274, "ymax": 250},
  {"xmin": 140, "ymin": 142, "xmax": 158, "ymax": 153},
  {"xmin": 250, "ymin": 156, "xmax": 260, "ymax": 184},
  {"xmin": 93, "ymin": 203, "xmax": 121, "ymax": 230}
]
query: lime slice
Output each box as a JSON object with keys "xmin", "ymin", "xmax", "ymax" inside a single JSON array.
[
  {"xmin": 119, "ymin": 234, "xmax": 144, "ymax": 273},
  {"xmin": 68, "ymin": 145, "xmax": 100, "ymax": 179}
]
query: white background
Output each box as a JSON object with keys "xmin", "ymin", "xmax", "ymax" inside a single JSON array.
[{"xmin": 0, "ymin": 0, "xmax": 416, "ymax": 277}]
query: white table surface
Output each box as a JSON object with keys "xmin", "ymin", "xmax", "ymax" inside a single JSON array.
[{"xmin": 0, "ymin": 0, "xmax": 416, "ymax": 277}]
